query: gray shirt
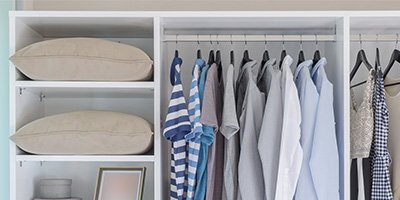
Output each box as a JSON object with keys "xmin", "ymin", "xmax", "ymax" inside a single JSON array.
[
  {"xmin": 258, "ymin": 58, "xmax": 282, "ymax": 200},
  {"xmin": 237, "ymin": 61, "xmax": 266, "ymax": 200},
  {"xmin": 220, "ymin": 63, "xmax": 240, "ymax": 200},
  {"xmin": 201, "ymin": 63, "xmax": 225, "ymax": 200}
]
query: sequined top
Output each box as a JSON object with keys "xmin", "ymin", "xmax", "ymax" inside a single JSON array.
[{"xmin": 350, "ymin": 69, "xmax": 375, "ymax": 159}]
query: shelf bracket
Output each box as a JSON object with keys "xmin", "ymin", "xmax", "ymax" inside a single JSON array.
[{"xmin": 39, "ymin": 93, "xmax": 45, "ymax": 102}]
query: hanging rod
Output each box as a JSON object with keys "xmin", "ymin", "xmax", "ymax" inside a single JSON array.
[
  {"xmin": 163, "ymin": 34, "xmax": 335, "ymax": 42},
  {"xmin": 349, "ymin": 34, "xmax": 400, "ymax": 42}
]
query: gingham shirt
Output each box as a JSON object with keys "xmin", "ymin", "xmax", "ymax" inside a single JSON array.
[{"xmin": 371, "ymin": 68, "xmax": 393, "ymax": 200}]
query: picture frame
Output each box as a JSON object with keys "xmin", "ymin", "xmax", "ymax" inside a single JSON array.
[{"xmin": 94, "ymin": 166, "xmax": 146, "ymax": 200}]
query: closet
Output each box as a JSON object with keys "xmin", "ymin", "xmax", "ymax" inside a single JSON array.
[{"xmin": 9, "ymin": 11, "xmax": 400, "ymax": 200}]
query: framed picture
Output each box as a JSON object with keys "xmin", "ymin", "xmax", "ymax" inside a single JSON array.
[{"xmin": 94, "ymin": 167, "xmax": 146, "ymax": 200}]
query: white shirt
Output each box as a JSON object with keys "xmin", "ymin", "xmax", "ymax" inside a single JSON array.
[
  {"xmin": 275, "ymin": 55, "xmax": 303, "ymax": 200},
  {"xmin": 258, "ymin": 58, "xmax": 283, "ymax": 200}
]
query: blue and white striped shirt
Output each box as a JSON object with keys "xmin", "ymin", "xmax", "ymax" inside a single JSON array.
[
  {"xmin": 163, "ymin": 57, "xmax": 191, "ymax": 200},
  {"xmin": 185, "ymin": 59, "xmax": 205, "ymax": 199}
]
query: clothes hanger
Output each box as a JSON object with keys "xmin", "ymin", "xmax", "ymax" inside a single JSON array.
[
  {"xmin": 207, "ymin": 34, "xmax": 215, "ymax": 65},
  {"xmin": 350, "ymin": 34, "xmax": 373, "ymax": 82},
  {"xmin": 351, "ymin": 34, "xmax": 380, "ymax": 88},
  {"xmin": 216, "ymin": 35, "xmax": 222, "ymax": 81},
  {"xmin": 383, "ymin": 33, "xmax": 400, "ymax": 79},
  {"xmin": 297, "ymin": 35, "xmax": 306, "ymax": 66},
  {"xmin": 230, "ymin": 34, "xmax": 235, "ymax": 65},
  {"xmin": 279, "ymin": 34, "xmax": 287, "ymax": 69},
  {"xmin": 197, "ymin": 34, "xmax": 201, "ymax": 59},
  {"xmin": 312, "ymin": 34, "xmax": 321, "ymax": 68},
  {"xmin": 384, "ymin": 33, "xmax": 400, "ymax": 87},
  {"xmin": 242, "ymin": 34, "xmax": 252, "ymax": 65},
  {"xmin": 261, "ymin": 34, "xmax": 270, "ymax": 68},
  {"xmin": 174, "ymin": 34, "xmax": 179, "ymax": 58}
]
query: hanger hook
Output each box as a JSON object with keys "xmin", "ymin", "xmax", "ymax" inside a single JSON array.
[
  {"xmin": 300, "ymin": 35, "xmax": 303, "ymax": 50},
  {"xmin": 315, "ymin": 34, "xmax": 318, "ymax": 49},
  {"xmin": 359, "ymin": 34, "xmax": 362, "ymax": 49},
  {"xmin": 230, "ymin": 34, "xmax": 233, "ymax": 50},
  {"xmin": 217, "ymin": 34, "xmax": 220, "ymax": 49},
  {"xmin": 210, "ymin": 34, "xmax": 213, "ymax": 49},
  {"xmin": 282, "ymin": 34, "xmax": 285, "ymax": 50},
  {"xmin": 175, "ymin": 34, "xmax": 178, "ymax": 50},
  {"xmin": 396, "ymin": 33, "xmax": 399, "ymax": 49},
  {"xmin": 244, "ymin": 34, "xmax": 248, "ymax": 50},
  {"xmin": 197, "ymin": 34, "xmax": 200, "ymax": 46},
  {"xmin": 264, "ymin": 34, "xmax": 267, "ymax": 50}
]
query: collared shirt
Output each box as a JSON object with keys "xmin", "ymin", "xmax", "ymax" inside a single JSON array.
[
  {"xmin": 309, "ymin": 57, "xmax": 340, "ymax": 200},
  {"xmin": 201, "ymin": 63, "xmax": 225, "ymax": 200},
  {"xmin": 220, "ymin": 63, "xmax": 240, "ymax": 200},
  {"xmin": 185, "ymin": 59, "xmax": 205, "ymax": 200},
  {"xmin": 275, "ymin": 55, "xmax": 303, "ymax": 200},
  {"xmin": 258, "ymin": 58, "xmax": 282, "ymax": 200},
  {"xmin": 237, "ymin": 60, "xmax": 266, "ymax": 200},
  {"xmin": 194, "ymin": 64, "xmax": 214, "ymax": 200},
  {"xmin": 293, "ymin": 60, "xmax": 319, "ymax": 200},
  {"xmin": 163, "ymin": 57, "xmax": 191, "ymax": 200}
]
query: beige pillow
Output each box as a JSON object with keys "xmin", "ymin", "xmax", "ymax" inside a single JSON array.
[
  {"xmin": 9, "ymin": 38, "xmax": 153, "ymax": 81},
  {"xmin": 10, "ymin": 111, "xmax": 154, "ymax": 155}
]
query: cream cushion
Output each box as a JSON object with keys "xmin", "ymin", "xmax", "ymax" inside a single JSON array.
[
  {"xmin": 9, "ymin": 38, "xmax": 153, "ymax": 81},
  {"xmin": 9, "ymin": 111, "xmax": 154, "ymax": 155}
]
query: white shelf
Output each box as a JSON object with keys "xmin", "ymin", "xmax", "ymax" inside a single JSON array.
[
  {"xmin": 15, "ymin": 81, "xmax": 154, "ymax": 98},
  {"xmin": 15, "ymin": 155, "xmax": 155, "ymax": 162}
]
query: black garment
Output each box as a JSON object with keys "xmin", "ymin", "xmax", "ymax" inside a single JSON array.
[{"xmin": 351, "ymin": 158, "xmax": 373, "ymax": 200}]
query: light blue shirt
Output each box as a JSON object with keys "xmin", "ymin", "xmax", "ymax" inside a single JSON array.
[
  {"xmin": 293, "ymin": 60, "xmax": 319, "ymax": 200},
  {"xmin": 195, "ymin": 64, "xmax": 214, "ymax": 200},
  {"xmin": 309, "ymin": 57, "xmax": 340, "ymax": 200}
]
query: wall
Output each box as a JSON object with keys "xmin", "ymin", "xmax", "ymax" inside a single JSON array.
[
  {"xmin": 0, "ymin": 0, "xmax": 11, "ymax": 199},
  {"xmin": 18, "ymin": 0, "xmax": 400, "ymax": 11}
]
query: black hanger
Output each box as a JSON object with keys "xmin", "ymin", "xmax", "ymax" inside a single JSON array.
[
  {"xmin": 279, "ymin": 35, "xmax": 286, "ymax": 68},
  {"xmin": 207, "ymin": 36, "xmax": 215, "ymax": 65},
  {"xmin": 298, "ymin": 51, "xmax": 305, "ymax": 66},
  {"xmin": 261, "ymin": 35, "xmax": 270, "ymax": 67},
  {"xmin": 297, "ymin": 36, "xmax": 305, "ymax": 66},
  {"xmin": 242, "ymin": 35, "xmax": 252, "ymax": 64},
  {"xmin": 279, "ymin": 50, "xmax": 287, "ymax": 69},
  {"xmin": 230, "ymin": 35, "xmax": 235, "ymax": 65},
  {"xmin": 350, "ymin": 50, "xmax": 373, "ymax": 82},
  {"xmin": 311, "ymin": 35, "xmax": 321, "ymax": 68},
  {"xmin": 196, "ymin": 35, "xmax": 202, "ymax": 59},
  {"xmin": 383, "ymin": 49, "xmax": 400, "ymax": 79},
  {"xmin": 216, "ymin": 36, "xmax": 222, "ymax": 81},
  {"xmin": 384, "ymin": 34, "xmax": 400, "ymax": 87},
  {"xmin": 175, "ymin": 34, "xmax": 179, "ymax": 58}
]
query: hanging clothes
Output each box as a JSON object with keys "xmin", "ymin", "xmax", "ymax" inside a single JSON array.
[
  {"xmin": 309, "ymin": 57, "xmax": 340, "ymax": 200},
  {"xmin": 163, "ymin": 57, "xmax": 192, "ymax": 200},
  {"xmin": 201, "ymin": 63, "xmax": 225, "ymax": 200},
  {"xmin": 350, "ymin": 68, "xmax": 375, "ymax": 200},
  {"xmin": 274, "ymin": 55, "xmax": 302, "ymax": 200},
  {"xmin": 385, "ymin": 77, "xmax": 400, "ymax": 200},
  {"xmin": 237, "ymin": 60, "xmax": 266, "ymax": 200},
  {"xmin": 220, "ymin": 62, "xmax": 240, "ymax": 200},
  {"xmin": 371, "ymin": 67, "xmax": 394, "ymax": 200},
  {"xmin": 257, "ymin": 58, "xmax": 282, "ymax": 200},
  {"xmin": 185, "ymin": 59, "xmax": 205, "ymax": 200},
  {"xmin": 194, "ymin": 63, "xmax": 214, "ymax": 200},
  {"xmin": 293, "ymin": 60, "xmax": 319, "ymax": 200}
]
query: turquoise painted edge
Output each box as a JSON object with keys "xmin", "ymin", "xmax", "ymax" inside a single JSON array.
[{"xmin": 0, "ymin": 0, "xmax": 11, "ymax": 199}]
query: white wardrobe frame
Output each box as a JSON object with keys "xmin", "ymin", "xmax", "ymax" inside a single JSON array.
[{"xmin": 9, "ymin": 11, "xmax": 400, "ymax": 200}]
